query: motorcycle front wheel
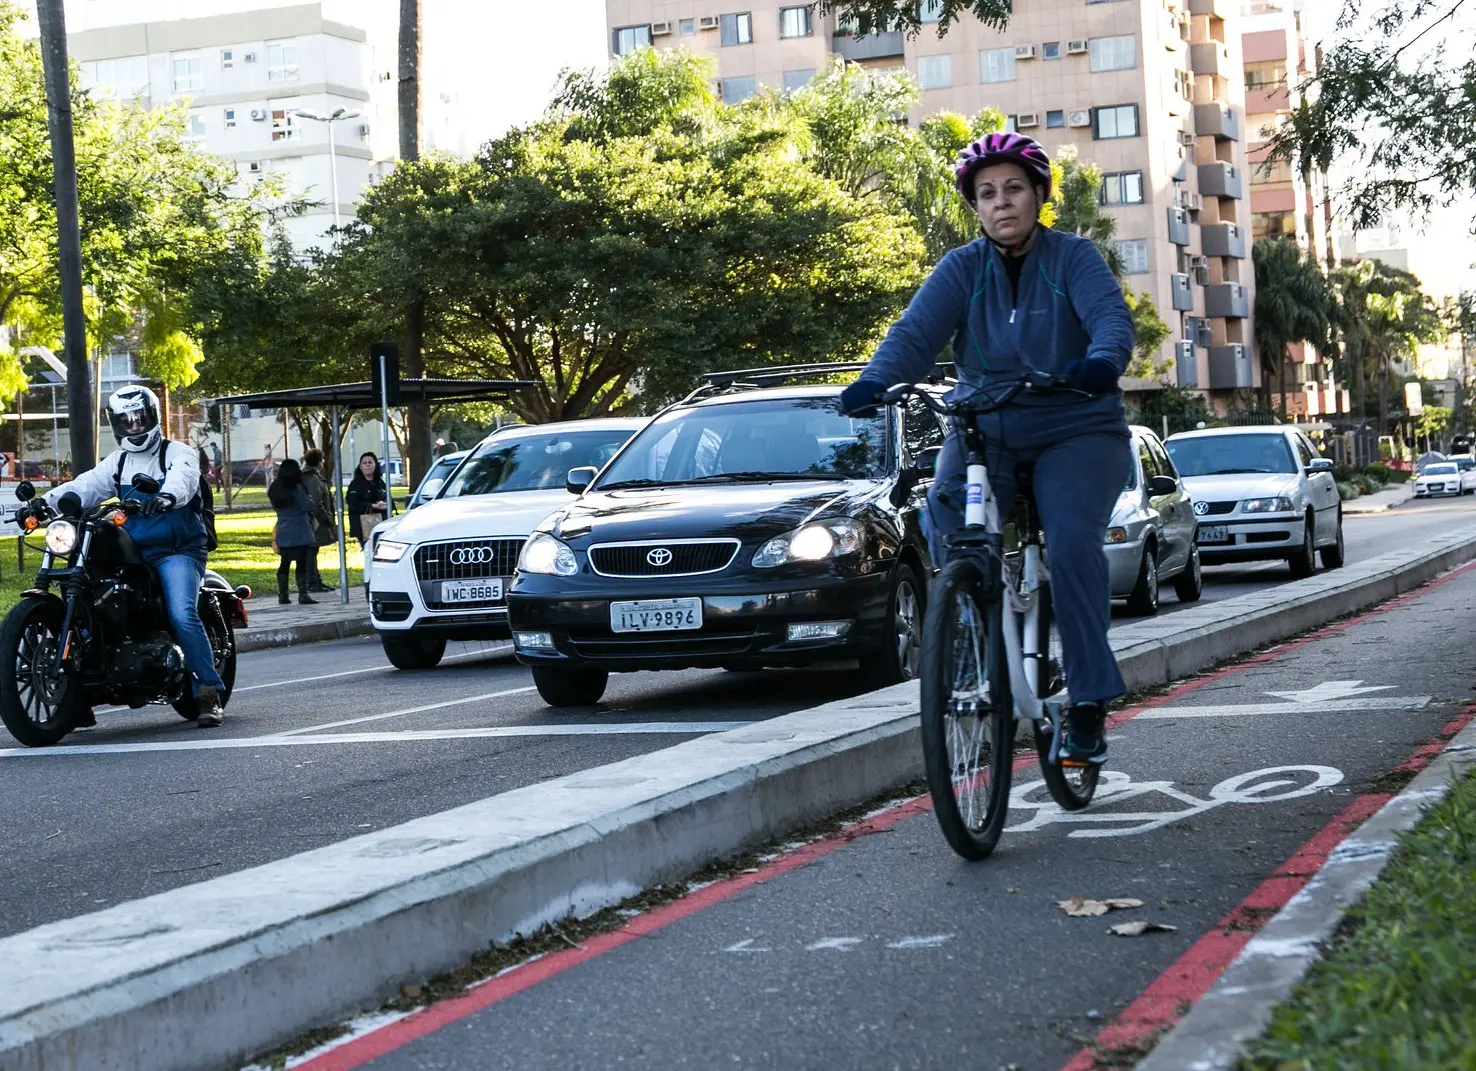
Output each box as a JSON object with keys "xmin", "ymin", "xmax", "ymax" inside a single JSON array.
[
  {"xmin": 173, "ymin": 600, "xmax": 237, "ymax": 721},
  {"xmin": 0, "ymin": 598, "xmax": 88, "ymax": 747}
]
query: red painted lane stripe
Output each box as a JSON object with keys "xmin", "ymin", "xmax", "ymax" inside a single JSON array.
[
  {"xmin": 1056, "ymin": 708, "xmax": 1476, "ymax": 1071},
  {"xmin": 291, "ymin": 562, "xmax": 1476, "ymax": 1070}
]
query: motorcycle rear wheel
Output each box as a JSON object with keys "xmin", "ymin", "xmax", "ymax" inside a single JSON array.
[
  {"xmin": 0, "ymin": 599, "xmax": 88, "ymax": 747},
  {"xmin": 172, "ymin": 601, "xmax": 238, "ymax": 721}
]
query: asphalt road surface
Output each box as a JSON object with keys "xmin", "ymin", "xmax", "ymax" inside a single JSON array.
[{"xmin": 0, "ymin": 494, "xmax": 1470, "ymax": 948}]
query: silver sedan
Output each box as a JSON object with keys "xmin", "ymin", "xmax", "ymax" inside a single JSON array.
[{"xmin": 1105, "ymin": 426, "xmax": 1202, "ymax": 615}]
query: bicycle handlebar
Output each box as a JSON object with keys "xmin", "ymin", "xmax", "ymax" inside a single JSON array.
[{"xmin": 878, "ymin": 371, "xmax": 1083, "ymax": 417}]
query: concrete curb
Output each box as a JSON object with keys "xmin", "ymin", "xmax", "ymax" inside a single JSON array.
[
  {"xmin": 3, "ymin": 530, "xmax": 1476, "ymax": 1071},
  {"xmin": 1136, "ymin": 721, "xmax": 1476, "ymax": 1071},
  {"xmin": 234, "ymin": 615, "xmax": 373, "ymax": 653},
  {"xmin": 1341, "ymin": 501, "xmax": 1392, "ymax": 514}
]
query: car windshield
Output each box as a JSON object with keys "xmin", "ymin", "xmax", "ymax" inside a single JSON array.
[
  {"xmin": 597, "ymin": 396, "xmax": 888, "ymax": 488},
  {"xmin": 441, "ymin": 429, "xmax": 635, "ymax": 497},
  {"xmin": 1424, "ymin": 463, "xmax": 1458, "ymax": 475},
  {"xmin": 1451, "ymin": 457, "xmax": 1475, "ymax": 471},
  {"xmin": 1165, "ymin": 433, "xmax": 1297, "ymax": 476},
  {"xmin": 418, "ymin": 455, "xmax": 460, "ymax": 494}
]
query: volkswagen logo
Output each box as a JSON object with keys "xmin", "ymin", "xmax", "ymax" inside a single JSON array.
[
  {"xmin": 1193, "ymin": 500, "xmax": 1209, "ymax": 516},
  {"xmin": 449, "ymin": 546, "xmax": 495, "ymax": 566},
  {"xmin": 646, "ymin": 547, "xmax": 674, "ymax": 567}
]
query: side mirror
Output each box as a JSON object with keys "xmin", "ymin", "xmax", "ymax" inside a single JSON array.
[
  {"xmin": 1147, "ymin": 474, "xmax": 1179, "ymax": 497},
  {"xmin": 1306, "ymin": 458, "xmax": 1334, "ymax": 474},
  {"xmin": 14, "ymin": 481, "xmax": 34, "ymax": 502},
  {"xmin": 913, "ymin": 446, "xmax": 943, "ymax": 479},
  {"xmin": 418, "ymin": 476, "xmax": 444, "ymax": 501},
  {"xmin": 565, "ymin": 466, "xmax": 598, "ymax": 495},
  {"xmin": 131, "ymin": 473, "xmax": 162, "ymax": 495}
]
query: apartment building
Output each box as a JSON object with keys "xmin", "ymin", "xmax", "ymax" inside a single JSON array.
[{"xmin": 606, "ymin": 0, "xmax": 1259, "ymax": 400}]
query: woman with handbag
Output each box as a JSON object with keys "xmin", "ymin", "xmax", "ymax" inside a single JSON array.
[
  {"xmin": 268, "ymin": 459, "xmax": 318, "ymax": 605},
  {"xmin": 299, "ymin": 449, "xmax": 337, "ymax": 593}
]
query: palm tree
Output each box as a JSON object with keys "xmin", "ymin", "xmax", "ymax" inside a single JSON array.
[
  {"xmin": 1252, "ymin": 238, "xmax": 1332, "ymax": 413},
  {"xmin": 1329, "ymin": 259, "xmax": 1444, "ymax": 432}
]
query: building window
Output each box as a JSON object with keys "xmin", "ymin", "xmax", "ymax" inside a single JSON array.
[
  {"xmin": 1252, "ymin": 210, "xmax": 1293, "ymax": 239},
  {"xmin": 612, "ymin": 25, "xmax": 652, "ymax": 55},
  {"xmin": 81, "ymin": 55, "xmax": 149, "ymax": 98},
  {"xmin": 1117, "ymin": 239, "xmax": 1149, "ymax": 274},
  {"xmin": 680, "ymin": 17, "xmax": 696, "ymax": 34},
  {"xmin": 171, "ymin": 55, "xmax": 202, "ymax": 94},
  {"xmin": 920, "ymin": 0, "xmax": 944, "ymax": 21},
  {"xmin": 1089, "ymin": 34, "xmax": 1136, "ymax": 72},
  {"xmin": 266, "ymin": 42, "xmax": 299, "ymax": 82},
  {"xmin": 1042, "ymin": 40, "xmax": 1061, "ymax": 60},
  {"xmin": 1252, "ymin": 158, "xmax": 1294, "ymax": 184},
  {"xmin": 186, "ymin": 111, "xmax": 207, "ymax": 140},
  {"xmin": 916, "ymin": 54, "xmax": 951, "ymax": 89},
  {"xmin": 1046, "ymin": 109, "xmax": 1065, "ymax": 128},
  {"xmin": 220, "ymin": 48, "xmax": 234, "ymax": 69},
  {"xmin": 779, "ymin": 5, "xmax": 812, "ymax": 37},
  {"xmin": 721, "ymin": 12, "xmax": 753, "ymax": 46},
  {"xmin": 1092, "ymin": 104, "xmax": 1139, "ymax": 139},
  {"xmin": 223, "ymin": 107, "xmax": 237, "ymax": 129},
  {"xmin": 1100, "ymin": 170, "xmax": 1145, "ymax": 205},
  {"xmin": 721, "ymin": 75, "xmax": 758, "ymax": 102},
  {"xmin": 783, "ymin": 68, "xmax": 816, "ymax": 91},
  {"xmin": 1244, "ymin": 61, "xmax": 1287, "ymax": 88},
  {"xmin": 270, "ymin": 107, "xmax": 296, "ymax": 142},
  {"xmin": 1003, "ymin": 114, "xmax": 1017, "ymax": 132},
  {"xmin": 979, "ymin": 47, "xmax": 1016, "ymax": 83}
]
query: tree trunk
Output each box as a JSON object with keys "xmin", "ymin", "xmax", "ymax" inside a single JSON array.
[
  {"xmin": 398, "ymin": 0, "xmax": 432, "ymax": 488},
  {"xmin": 1279, "ymin": 353, "xmax": 1288, "ymax": 415}
]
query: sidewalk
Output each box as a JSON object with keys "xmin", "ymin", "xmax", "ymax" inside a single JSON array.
[
  {"xmin": 236, "ymin": 586, "xmax": 372, "ymax": 653},
  {"xmin": 1342, "ymin": 483, "xmax": 1411, "ymax": 514}
]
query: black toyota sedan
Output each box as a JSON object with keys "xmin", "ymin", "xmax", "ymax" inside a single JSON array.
[{"xmin": 506, "ymin": 376, "xmax": 947, "ymax": 707}]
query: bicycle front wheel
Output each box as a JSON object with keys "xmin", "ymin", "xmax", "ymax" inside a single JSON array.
[
  {"xmin": 920, "ymin": 556, "xmax": 1014, "ymax": 860},
  {"xmin": 1029, "ymin": 578, "xmax": 1099, "ymax": 811}
]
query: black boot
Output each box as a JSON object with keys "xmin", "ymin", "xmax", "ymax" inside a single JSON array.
[
  {"xmin": 299, "ymin": 590, "xmax": 318, "ymax": 605},
  {"xmin": 278, "ymin": 581, "xmax": 291, "ymax": 606}
]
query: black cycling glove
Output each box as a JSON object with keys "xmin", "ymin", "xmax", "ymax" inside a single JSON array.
[{"xmin": 839, "ymin": 378, "xmax": 887, "ymax": 416}]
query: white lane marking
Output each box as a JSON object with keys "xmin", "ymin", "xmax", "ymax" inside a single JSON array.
[
  {"xmin": 1005, "ymin": 765, "xmax": 1343, "ymax": 838},
  {"xmin": 723, "ymin": 938, "xmax": 772, "ymax": 953},
  {"xmin": 1265, "ymin": 680, "xmax": 1395, "ymax": 703},
  {"xmin": 805, "ymin": 937, "xmax": 863, "ymax": 952},
  {"xmin": 886, "ymin": 934, "xmax": 955, "ymax": 950},
  {"xmin": 274, "ymin": 686, "xmax": 538, "ymax": 736},
  {"xmin": 1135, "ymin": 696, "xmax": 1429, "ymax": 719},
  {"xmin": 0, "ymin": 721, "xmax": 754, "ymax": 758}
]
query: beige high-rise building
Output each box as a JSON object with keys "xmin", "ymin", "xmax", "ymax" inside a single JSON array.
[{"xmin": 606, "ymin": 0, "xmax": 1259, "ymax": 400}]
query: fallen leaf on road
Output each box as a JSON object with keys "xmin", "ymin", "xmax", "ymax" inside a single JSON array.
[
  {"xmin": 1108, "ymin": 920, "xmax": 1178, "ymax": 936},
  {"xmin": 1058, "ymin": 895, "xmax": 1145, "ymax": 917}
]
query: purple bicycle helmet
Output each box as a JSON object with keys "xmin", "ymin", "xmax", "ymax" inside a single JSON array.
[{"xmin": 954, "ymin": 132, "xmax": 1053, "ymax": 204}]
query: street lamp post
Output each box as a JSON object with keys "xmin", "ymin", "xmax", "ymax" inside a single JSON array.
[{"xmin": 292, "ymin": 107, "xmax": 362, "ymax": 232}]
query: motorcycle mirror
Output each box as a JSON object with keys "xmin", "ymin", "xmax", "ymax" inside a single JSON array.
[
  {"xmin": 58, "ymin": 492, "xmax": 83, "ymax": 518},
  {"xmin": 130, "ymin": 473, "xmax": 162, "ymax": 496},
  {"xmin": 14, "ymin": 481, "xmax": 34, "ymax": 502}
]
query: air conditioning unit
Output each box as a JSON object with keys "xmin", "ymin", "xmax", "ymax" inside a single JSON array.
[
  {"xmin": 1067, "ymin": 109, "xmax": 1091, "ymax": 127},
  {"xmin": 1066, "ymin": 38, "xmax": 1089, "ymax": 54},
  {"xmin": 247, "ymin": 161, "xmax": 263, "ymax": 173},
  {"xmin": 1197, "ymin": 322, "xmax": 1213, "ymax": 346},
  {"xmin": 1189, "ymin": 254, "xmax": 1209, "ymax": 269},
  {"xmin": 249, "ymin": 108, "xmax": 267, "ymax": 121},
  {"xmin": 1017, "ymin": 112, "xmax": 1040, "ymax": 128},
  {"xmin": 1014, "ymin": 44, "xmax": 1037, "ymax": 59},
  {"xmin": 1178, "ymin": 189, "xmax": 1201, "ymax": 210},
  {"xmin": 358, "ymin": 123, "xmax": 371, "ymax": 137},
  {"xmin": 1193, "ymin": 264, "xmax": 1211, "ymax": 285},
  {"xmin": 651, "ymin": 20, "xmax": 672, "ymax": 35},
  {"xmin": 243, "ymin": 51, "xmax": 257, "ymax": 63},
  {"xmin": 1178, "ymin": 131, "xmax": 1196, "ymax": 146},
  {"xmin": 697, "ymin": 14, "xmax": 719, "ymax": 30}
]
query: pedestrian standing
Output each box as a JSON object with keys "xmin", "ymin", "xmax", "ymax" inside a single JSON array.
[
  {"xmin": 346, "ymin": 452, "xmax": 389, "ymax": 547},
  {"xmin": 268, "ymin": 459, "xmax": 317, "ymax": 605},
  {"xmin": 299, "ymin": 449, "xmax": 337, "ymax": 592}
]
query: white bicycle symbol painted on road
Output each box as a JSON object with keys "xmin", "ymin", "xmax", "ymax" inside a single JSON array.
[{"xmin": 1004, "ymin": 765, "xmax": 1344, "ymax": 839}]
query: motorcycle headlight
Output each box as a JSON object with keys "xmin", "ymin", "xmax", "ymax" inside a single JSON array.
[
  {"xmin": 752, "ymin": 519, "xmax": 862, "ymax": 568},
  {"xmin": 45, "ymin": 520, "xmax": 78, "ymax": 556},
  {"xmin": 373, "ymin": 539, "xmax": 409, "ymax": 563},
  {"xmin": 1241, "ymin": 497, "xmax": 1294, "ymax": 513},
  {"xmin": 518, "ymin": 532, "xmax": 579, "ymax": 576}
]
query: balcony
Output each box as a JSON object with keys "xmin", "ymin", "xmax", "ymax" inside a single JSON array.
[
  {"xmin": 1175, "ymin": 340, "xmax": 1198, "ymax": 387},
  {"xmin": 1168, "ymin": 206, "xmax": 1191, "ymax": 246},
  {"xmin": 1198, "ymin": 161, "xmax": 1244, "ymax": 199},
  {"xmin": 1189, "ymin": 0, "xmax": 1233, "ymax": 17},
  {"xmin": 1193, "ymin": 102, "xmax": 1238, "ymax": 140},
  {"xmin": 1246, "ymin": 85, "xmax": 1291, "ymax": 115},
  {"xmin": 1190, "ymin": 42, "xmax": 1231, "ymax": 76},
  {"xmin": 832, "ymin": 31, "xmax": 904, "ymax": 61},
  {"xmin": 1208, "ymin": 344, "xmax": 1253, "ymax": 389},
  {"xmin": 1201, "ymin": 220, "xmax": 1247, "ymax": 258},
  {"xmin": 1171, "ymin": 273, "xmax": 1195, "ymax": 312},
  {"xmin": 1204, "ymin": 281, "xmax": 1249, "ymax": 318}
]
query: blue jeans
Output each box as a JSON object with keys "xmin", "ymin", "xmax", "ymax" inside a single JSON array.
[{"xmin": 154, "ymin": 554, "xmax": 226, "ymax": 696}]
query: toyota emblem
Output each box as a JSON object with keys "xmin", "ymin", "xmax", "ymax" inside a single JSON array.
[
  {"xmin": 1192, "ymin": 500, "xmax": 1209, "ymax": 516},
  {"xmin": 646, "ymin": 547, "xmax": 674, "ymax": 567},
  {"xmin": 449, "ymin": 545, "xmax": 495, "ymax": 566}
]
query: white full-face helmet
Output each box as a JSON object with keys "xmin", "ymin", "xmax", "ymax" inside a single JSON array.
[{"xmin": 107, "ymin": 385, "xmax": 162, "ymax": 453}]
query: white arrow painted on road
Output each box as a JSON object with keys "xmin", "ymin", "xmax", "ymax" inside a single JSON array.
[
  {"xmin": 806, "ymin": 937, "xmax": 863, "ymax": 952},
  {"xmin": 723, "ymin": 938, "xmax": 771, "ymax": 953},
  {"xmin": 886, "ymin": 934, "xmax": 955, "ymax": 950},
  {"xmin": 1265, "ymin": 680, "xmax": 1396, "ymax": 703}
]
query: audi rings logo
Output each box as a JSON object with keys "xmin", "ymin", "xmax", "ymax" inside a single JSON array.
[
  {"xmin": 1193, "ymin": 500, "xmax": 1209, "ymax": 516},
  {"xmin": 646, "ymin": 547, "xmax": 674, "ymax": 567},
  {"xmin": 449, "ymin": 546, "xmax": 496, "ymax": 566}
]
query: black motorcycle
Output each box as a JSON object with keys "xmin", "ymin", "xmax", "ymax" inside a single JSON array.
[{"xmin": 0, "ymin": 477, "xmax": 249, "ymax": 747}]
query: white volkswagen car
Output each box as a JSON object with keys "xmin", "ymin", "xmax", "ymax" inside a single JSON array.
[
  {"xmin": 1164, "ymin": 426, "xmax": 1344, "ymax": 578},
  {"xmin": 367, "ymin": 418, "xmax": 646, "ymax": 669}
]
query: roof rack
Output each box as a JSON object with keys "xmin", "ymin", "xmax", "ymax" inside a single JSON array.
[{"xmin": 685, "ymin": 361, "xmax": 956, "ymax": 403}]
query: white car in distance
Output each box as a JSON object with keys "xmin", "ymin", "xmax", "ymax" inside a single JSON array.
[
  {"xmin": 367, "ymin": 418, "xmax": 646, "ymax": 669},
  {"xmin": 1413, "ymin": 460, "xmax": 1470, "ymax": 498}
]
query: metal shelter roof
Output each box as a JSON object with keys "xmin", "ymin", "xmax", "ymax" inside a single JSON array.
[{"xmin": 207, "ymin": 378, "xmax": 535, "ymax": 411}]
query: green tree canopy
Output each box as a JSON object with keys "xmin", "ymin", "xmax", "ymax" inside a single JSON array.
[
  {"xmin": 1252, "ymin": 237, "xmax": 1333, "ymax": 410},
  {"xmin": 1329, "ymin": 257, "xmax": 1445, "ymax": 427}
]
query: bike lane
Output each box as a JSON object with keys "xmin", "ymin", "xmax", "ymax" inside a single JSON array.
[{"xmin": 296, "ymin": 563, "xmax": 1476, "ymax": 1071}]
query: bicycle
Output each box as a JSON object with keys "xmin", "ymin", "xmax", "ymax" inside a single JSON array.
[{"xmin": 879, "ymin": 373, "xmax": 1103, "ymax": 860}]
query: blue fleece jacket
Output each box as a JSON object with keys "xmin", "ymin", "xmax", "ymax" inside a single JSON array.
[{"xmin": 860, "ymin": 228, "xmax": 1135, "ymax": 404}]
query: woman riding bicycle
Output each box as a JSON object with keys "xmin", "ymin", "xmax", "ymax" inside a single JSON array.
[{"xmin": 840, "ymin": 132, "xmax": 1133, "ymax": 765}]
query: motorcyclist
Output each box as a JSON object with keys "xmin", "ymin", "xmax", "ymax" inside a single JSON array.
[
  {"xmin": 839, "ymin": 132, "xmax": 1133, "ymax": 765},
  {"xmin": 19, "ymin": 386, "xmax": 227, "ymax": 727}
]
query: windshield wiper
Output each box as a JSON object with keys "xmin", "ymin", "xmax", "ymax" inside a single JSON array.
[
  {"xmin": 597, "ymin": 478, "xmax": 677, "ymax": 491},
  {"xmin": 1202, "ymin": 468, "xmax": 1275, "ymax": 475},
  {"xmin": 678, "ymin": 471, "xmax": 851, "ymax": 484}
]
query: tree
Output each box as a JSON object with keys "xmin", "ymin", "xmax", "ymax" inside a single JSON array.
[
  {"xmin": 1252, "ymin": 237, "xmax": 1332, "ymax": 412},
  {"xmin": 398, "ymin": 0, "xmax": 431, "ymax": 486},
  {"xmin": 1128, "ymin": 384, "xmax": 1216, "ymax": 437},
  {"xmin": 817, "ymin": 0, "xmax": 1012, "ymax": 34}
]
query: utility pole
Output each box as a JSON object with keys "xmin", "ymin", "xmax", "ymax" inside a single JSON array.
[
  {"xmin": 35, "ymin": 0, "xmax": 94, "ymax": 471},
  {"xmin": 398, "ymin": 0, "xmax": 430, "ymax": 488}
]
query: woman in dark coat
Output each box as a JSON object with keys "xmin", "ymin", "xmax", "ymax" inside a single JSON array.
[
  {"xmin": 345, "ymin": 452, "xmax": 389, "ymax": 548},
  {"xmin": 268, "ymin": 459, "xmax": 317, "ymax": 605}
]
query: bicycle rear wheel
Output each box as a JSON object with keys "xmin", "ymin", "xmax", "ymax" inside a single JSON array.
[
  {"xmin": 920, "ymin": 556, "xmax": 1013, "ymax": 860},
  {"xmin": 1029, "ymin": 578, "xmax": 1099, "ymax": 811}
]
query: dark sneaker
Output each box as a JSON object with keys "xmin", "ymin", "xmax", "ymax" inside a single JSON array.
[
  {"xmin": 1061, "ymin": 701, "xmax": 1107, "ymax": 765},
  {"xmin": 196, "ymin": 686, "xmax": 224, "ymax": 729},
  {"xmin": 298, "ymin": 593, "xmax": 318, "ymax": 605}
]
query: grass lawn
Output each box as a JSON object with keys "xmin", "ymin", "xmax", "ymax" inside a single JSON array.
[{"xmin": 1240, "ymin": 766, "xmax": 1476, "ymax": 1071}]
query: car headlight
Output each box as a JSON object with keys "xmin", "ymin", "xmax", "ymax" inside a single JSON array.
[
  {"xmin": 752, "ymin": 519, "xmax": 862, "ymax": 568},
  {"xmin": 1105, "ymin": 526, "xmax": 1129, "ymax": 545},
  {"xmin": 1241, "ymin": 497, "xmax": 1294, "ymax": 513},
  {"xmin": 518, "ymin": 532, "xmax": 579, "ymax": 576},
  {"xmin": 373, "ymin": 539, "xmax": 410, "ymax": 563},
  {"xmin": 44, "ymin": 520, "xmax": 77, "ymax": 556}
]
